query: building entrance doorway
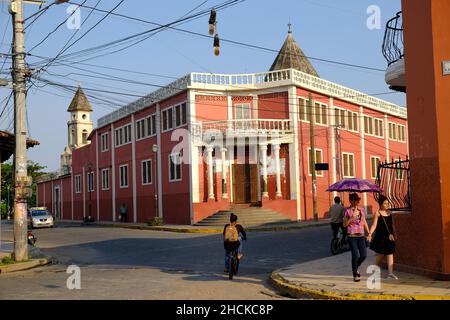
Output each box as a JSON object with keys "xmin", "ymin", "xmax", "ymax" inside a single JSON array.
[{"xmin": 232, "ymin": 163, "xmax": 258, "ymax": 204}]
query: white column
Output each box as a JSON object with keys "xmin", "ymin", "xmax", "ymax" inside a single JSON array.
[
  {"xmin": 81, "ymin": 167, "xmax": 85, "ymax": 218},
  {"xmin": 221, "ymin": 147, "xmax": 228, "ymax": 199},
  {"xmin": 96, "ymin": 130, "xmax": 100, "ymax": 221},
  {"xmin": 384, "ymin": 114, "xmax": 391, "ymax": 196},
  {"xmin": 261, "ymin": 144, "xmax": 269, "ymax": 198},
  {"xmin": 360, "ymin": 106, "xmax": 368, "ymax": 210},
  {"xmin": 71, "ymin": 172, "xmax": 74, "ymax": 220},
  {"xmin": 60, "ymin": 179, "xmax": 63, "ymax": 220},
  {"xmin": 274, "ymin": 143, "xmax": 282, "ymax": 198},
  {"xmin": 111, "ymin": 123, "xmax": 116, "ymax": 222},
  {"xmin": 207, "ymin": 146, "xmax": 215, "ymax": 200},
  {"xmin": 156, "ymin": 104, "xmax": 163, "ymax": 219},
  {"xmin": 288, "ymin": 86, "xmax": 301, "ymax": 221},
  {"xmin": 131, "ymin": 114, "xmax": 137, "ymax": 223},
  {"xmin": 330, "ymin": 97, "xmax": 338, "ymax": 199},
  {"xmin": 188, "ymin": 89, "xmax": 198, "ymax": 224}
]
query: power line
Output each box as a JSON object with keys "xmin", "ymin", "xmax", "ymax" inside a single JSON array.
[{"xmin": 64, "ymin": 0, "xmax": 385, "ymax": 73}]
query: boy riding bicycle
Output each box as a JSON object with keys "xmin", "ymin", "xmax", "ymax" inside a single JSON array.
[{"xmin": 223, "ymin": 213, "xmax": 247, "ymax": 273}]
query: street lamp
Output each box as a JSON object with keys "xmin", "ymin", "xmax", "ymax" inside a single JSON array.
[
  {"xmin": 152, "ymin": 144, "xmax": 159, "ymax": 219},
  {"xmin": 87, "ymin": 161, "xmax": 93, "ymax": 222}
]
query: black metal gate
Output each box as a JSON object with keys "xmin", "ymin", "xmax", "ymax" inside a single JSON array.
[{"xmin": 374, "ymin": 158, "xmax": 411, "ymax": 211}]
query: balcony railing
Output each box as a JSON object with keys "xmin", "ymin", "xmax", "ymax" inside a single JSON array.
[
  {"xmin": 192, "ymin": 119, "xmax": 292, "ymax": 140},
  {"xmin": 382, "ymin": 11, "xmax": 404, "ymax": 66},
  {"xmin": 374, "ymin": 157, "xmax": 411, "ymax": 211}
]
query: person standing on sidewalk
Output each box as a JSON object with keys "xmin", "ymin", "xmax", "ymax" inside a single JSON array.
[
  {"xmin": 368, "ymin": 195, "xmax": 398, "ymax": 280},
  {"xmin": 119, "ymin": 203, "xmax": 127, "ymax": 223},
  {"xmin": 343, "ymin": 193, "xmax": 370, "ymax": 282},
  {"xmin": 329, "ymin": 196, "xmax": 346, "ymax": 240}
]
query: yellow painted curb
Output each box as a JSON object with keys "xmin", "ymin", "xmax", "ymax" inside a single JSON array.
[
  {"xmin": 0, "ymin": 258, "xmax": 49, "ymax": 274},
  {"xmin": 270, "ymin": 272, "xmax": 450, "ymax": 300}
]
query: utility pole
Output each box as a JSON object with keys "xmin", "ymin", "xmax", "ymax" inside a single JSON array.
[
  {"xmin": 10, "ymin": 0, "xmax": 32, "ymax": 261},
  {"xmin": 309, "ymin": 93, "xmax": 318, "ymax": 221}
]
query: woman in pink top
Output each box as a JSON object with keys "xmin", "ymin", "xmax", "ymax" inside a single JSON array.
[{"xmin": 343, "ymin": 193, "xmax": 370, "ymax": 282}]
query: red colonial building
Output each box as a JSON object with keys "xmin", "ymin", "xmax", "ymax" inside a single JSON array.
[{"xmin": 37, "ymin": 29, "xmax": 408, "ymax": 225}]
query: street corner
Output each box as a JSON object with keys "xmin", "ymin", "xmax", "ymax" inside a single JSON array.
[{"xmin": 0, "ymin": 258, "xmax": 50, "ymax": 274}]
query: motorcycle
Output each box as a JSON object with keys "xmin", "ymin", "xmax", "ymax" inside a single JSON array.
[{"xmin": 27, "ymin": 230, "xmax": 37, "ymax": 246}]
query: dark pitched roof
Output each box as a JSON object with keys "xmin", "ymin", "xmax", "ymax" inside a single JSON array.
[
  {"xmin": 269, "ymin": 27, "xmax": 319, "ymax": 77},
  {"xmin": 67, "ymin": 86, "xmax": 93, "ymax": 112},
  {"xmin": 0, "ymin": 130, "xmax": 39, "ymax": 162}
]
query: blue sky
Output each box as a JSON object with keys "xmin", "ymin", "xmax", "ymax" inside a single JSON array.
[{"xmin": 0, "ymin": 0, "xmax": 403, "ymax": 171}]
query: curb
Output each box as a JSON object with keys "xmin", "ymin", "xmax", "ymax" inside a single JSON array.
[
  {"xmin": 59, "ymin": 220, "xmax": 332, "ymax": 233},
  {"xmin": 0, "ymin": 258, "xmax": 50, "ymax": 274},
  {"xmin": 270, "ymin": 271, "xmax": 450, "ymax": 300}
]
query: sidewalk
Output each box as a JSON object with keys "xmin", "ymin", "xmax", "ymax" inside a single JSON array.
[
  {"xmin": 58, "ymin": 219, "xmax": 333, "ymax": 233},
  {"xmin": 271, "ymin": 251, "xmax": 450, "ymax": 300}
]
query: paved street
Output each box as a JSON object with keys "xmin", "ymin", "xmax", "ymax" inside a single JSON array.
[{"xmin": 0, "ymin": 221, "xmax": 331, "ymax": 299}]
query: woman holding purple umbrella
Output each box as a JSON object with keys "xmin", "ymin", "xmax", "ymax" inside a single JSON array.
[{"xmin": 343, "ymin": 192, "xmax": 371, "ymax": 282}]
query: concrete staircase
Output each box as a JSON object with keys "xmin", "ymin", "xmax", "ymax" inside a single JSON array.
[{"xmin": 194, "ymin": 204, "xmax": 293, "ymax": 227}]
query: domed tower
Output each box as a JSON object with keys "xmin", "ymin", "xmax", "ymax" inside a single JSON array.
[{"xmin": 60, "ymin": 86, "xmax": 93, "ymax": 174}]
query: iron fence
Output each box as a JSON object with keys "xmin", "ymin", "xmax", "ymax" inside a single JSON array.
[
  {"xmin": 374, "ymin": 157, "xmax": 411, "ymax": 211},
  {"xmin": 382, "ymin": 11, "xmax": 404, "ymax": 66}
]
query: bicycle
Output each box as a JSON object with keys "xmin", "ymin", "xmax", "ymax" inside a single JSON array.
[
  {"xmin": 227, "ymin": 249, "xmax": 240, "ymax": 280},
  {"xmin": 330, "ymin": 227, "xmax": 348, "ymax": 255}
]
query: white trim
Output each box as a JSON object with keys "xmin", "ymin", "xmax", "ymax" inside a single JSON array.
[
  {"xmin": 169, "ymin": 153, "xmax": 183, "ymax": 182},
  {"xmin": 342, "ymin": 152, "xmax": 356, "ymax": 178},
  {"xmin": 333, "ymin": 106, "xmax": 359, "ymax": 133},
  {"xmin": 131, "ymin": 114, "xmax": 137, "ymax": 223},
  {"xmin": 82, "ymin": 167, "xmax": 85, "ymax": 218},
  {"xmin": 360, "ymin": 106, "xmax": 367, "ymax": 209},
  {"xmin": 363, "ymin": 116, "xmax": 384, "ymax": 138},
  {"xmin": 119, "ymin": 164, "xmax": 129, "ymax": 188},
  {"xmin": 101, "ymin": 168, "xmax": 110, "ymax": 190},
  {"xmin": 384, "ymin": 115, "xmax": 390, "ymax": 162},
  {"xmin": 75, "ymin": 174, "xmax": 81, "ymax": 193},
  {"xmin": 330, "ymin": 97, "xmax": 338, "ymax": 200},
  {"xmin": 111, "ymin": 123, "xmax": 116, "ymax": 222},
  {"xmin": 313, "ymin": 101, "xmax": 329, "ymax": 126},
  {"xmin": 189, "ymin": 90, "xmax": 199, "ymax": 225},
  {"xmin": 141, "ymin": 159, "xmax": 153, "ymax": 185},
  {"xmin": 288, "ymin": 86, "xmax": 301, "ymax": 221},
  {"xmin": 298, "ymin": 96, "xmax": 311, "ymax": 123},
  {"xmin": 370, "ymin": 156, "xmax": 382, "ymax": 179},
  {"xmin": 60, "ymin": 179, "xmax": 63, "ymax": 220},
  {"xmin": 156, "ymin": 104, "xmax": 163, "ymax": 219},
  {"xmin": 96, "ymin": 131, "xmax": 100, "ymax": 221},
  {"xmin": 307, "ymin": 147, "xmax": 324, "ymax": 177},
  {"xmin": 161, "ymin": 101, "xmax": 188, "ymax": 133},
  {"xmin": 71, "ymin": 173, "xmax": 74, "ymax": 220},
  {"xmin": 100, "ymin": 132, "xmax": 109, "ymax": 152},
  {"xmin": 114, "ymin": 123, "xmax": 132, "ymax": 148},
  {"xmin": 135, "ymin": 113, "xmax": 157, "ymax": 141}
]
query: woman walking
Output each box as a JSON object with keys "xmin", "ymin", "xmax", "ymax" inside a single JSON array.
[
  {"xmin": 343, "ymin": 193, "xmax": 370, "ymax": 282},
  {"xmin": 368, "ymin": 195, "xmax": 398, "ymax": 280}
]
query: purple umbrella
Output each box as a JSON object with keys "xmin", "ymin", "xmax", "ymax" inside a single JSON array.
[{"xmin": 326, "ymin": 179, "xmax": 383, "ymax": 193}]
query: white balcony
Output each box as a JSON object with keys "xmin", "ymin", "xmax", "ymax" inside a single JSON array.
[
  {"xmin": 192, "ymin": 119, "xmax": 293, "ymax": 145},
  {"xmin": 385, "ymin": 57, "xmax": 406, "ymax": 91}
]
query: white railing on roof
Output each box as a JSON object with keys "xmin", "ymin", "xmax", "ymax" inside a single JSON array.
[
  {"xmin": 98, "ymin": 68, "xmax": 407, "ymax": 128},
  {"xmin": 190, "ymin": 69, "xmax": 291, "ymax": 86}
]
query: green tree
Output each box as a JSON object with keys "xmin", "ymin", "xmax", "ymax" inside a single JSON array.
[{"xmin": 1, "ymin": 160, "xmax": 47, "ymax": 217}]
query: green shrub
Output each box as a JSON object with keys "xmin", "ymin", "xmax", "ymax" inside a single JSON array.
[{"xmin": 1, "ymin": 256, "xmax": 14, "ymax": 265}]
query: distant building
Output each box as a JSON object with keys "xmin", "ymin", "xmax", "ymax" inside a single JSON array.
[{"xmin": 37, "ymin": 28, "xmax": 408, "ymax": 225}]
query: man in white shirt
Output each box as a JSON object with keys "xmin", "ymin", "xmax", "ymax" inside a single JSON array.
[{"xmin": 329, "ymin": 196, "xmax": 345, "ymax": 239}]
